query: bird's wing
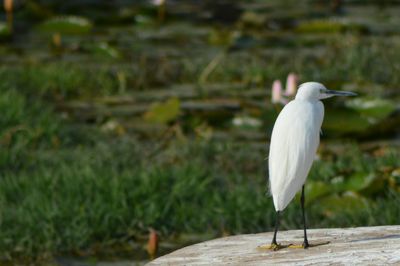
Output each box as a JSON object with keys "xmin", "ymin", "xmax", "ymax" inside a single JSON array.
[{"xmin": 268, "ymin": 100, "xmax": 324, "ymax": 211}]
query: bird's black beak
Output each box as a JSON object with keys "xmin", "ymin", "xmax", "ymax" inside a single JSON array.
[{"xmin": 324, "ymin": 89, "xmax": 357, "ymax": 97}]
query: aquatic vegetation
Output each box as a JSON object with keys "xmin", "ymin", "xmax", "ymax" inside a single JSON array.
[
  {"xmin": 38, "ymin": 16, "xmax": 93, "ymax": 34},
  {"xmin": 0, "ymin": 22, "xmax": 11, "ymax": 37}
]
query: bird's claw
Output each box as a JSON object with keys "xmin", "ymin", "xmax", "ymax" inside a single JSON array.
[
  {"xmin": 287, "ymin": 241, "xmax": 308, "ymax": 249},
  {"xmin": 288, "ymin": 241, "xmax": 329, "ymax": 249},
  {"xmin": 287, "ymin": 244, "xmax": 303, "ymax": 249},
  {"xmin": 258, "ymin": 241, "xmax": 329, "ymax": 251},
  {"xmin": 270, "ymin": 243, "xmax": 285, "ymax": 251},
  {"xmin": 258, "ymin": 243, "xmax": 285, "ymax": 251}
]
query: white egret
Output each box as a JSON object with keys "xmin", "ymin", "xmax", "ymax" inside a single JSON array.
[{"xmin": 268, "ymin": 82, "xmax": 356, "ymax": 250}]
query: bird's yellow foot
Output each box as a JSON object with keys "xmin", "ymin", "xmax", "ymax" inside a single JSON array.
[
  {"xmin": 288, "ymin": 241, "xmax": 330, "ymax": 249},
  {"xmin": 258, "ymin": 243, "xmax": 286, "ymax": 251},
  {"xmin": 288, "ymin": 243, "xmax": 308, "ymax": 249}
]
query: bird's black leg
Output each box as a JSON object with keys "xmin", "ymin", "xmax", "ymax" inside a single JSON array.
[
  {"xmin": 271, "ymin": 211, "xmax": 280, "ymax": 245},
  {"xmin": 301, "ymin": 185, "xmax": 309, "ymax": 249}
]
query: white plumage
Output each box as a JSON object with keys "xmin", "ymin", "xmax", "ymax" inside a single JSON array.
[
  {"xmin": 268, "ymin": 82, "xmax": 356, "ymax": 211},
  {"xmin": 267, "ymin": 82, "xmax": 356, "ymax": 249},
  {"xmin": 269, "ymin": 99, "xmax": 323, "ymax": 211}
]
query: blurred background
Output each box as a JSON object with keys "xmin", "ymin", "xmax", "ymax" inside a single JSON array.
[{"xmin": 0, "ymin": 0, "xmax": 400, "ymax": 265}]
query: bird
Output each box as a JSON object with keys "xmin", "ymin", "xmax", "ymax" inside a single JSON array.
[{"xmin": 267, "ymin": 82, "xmax": 356, "ymax": 250}]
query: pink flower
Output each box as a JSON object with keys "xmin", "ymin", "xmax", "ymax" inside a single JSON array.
[
  {"xmin": 271, "ymin": 73, "xmax": 299, "ymax": 105},
  {"xmin": 285, "ymin": 73, "xmax": 298, "ymax": 97},
  {"xmin": 272, "ymin": 80, "xmax": 283, "ymax": 104}
]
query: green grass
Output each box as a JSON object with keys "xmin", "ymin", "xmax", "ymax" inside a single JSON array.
[
  {"xmin": 0, "ymin": 133, "xmax": 399, "ymax": 261},
  {"xmin": 0, "ymin": 65, "xmax": 119, "ymax": 100}
]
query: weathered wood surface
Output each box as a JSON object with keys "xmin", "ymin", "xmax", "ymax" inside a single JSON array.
[{"xmin": 148, "ymin": 225, "xmax": 400, "ymax": 265}]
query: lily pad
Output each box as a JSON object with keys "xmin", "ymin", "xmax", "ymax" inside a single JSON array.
[
  {"xmin": 304, "ymin": 181, "xmax": 331, "ymax": 205},
  {"xmin": 135, "ymin": 14, "xmax": 154, "ymax": 25},
  {"xmin": 238, "ymin": 11, "xmax": 267, "ymax": 28},
  {"xmin": 144, "ymin": 98, "xmax": 180, "ymax": 124},
  {"xmin": 231, "ymin": 115, "xmax": 262, "ymax": 129},
  {"xmin": 0, "ymin": 23, "xmax": 11, "ymax": 37},
  {"xmin": 345, "ymin": 98, "xmax": 396, "ymax": 120},
  {"xmin": 90, "ymin": 42, "xmax": 121, "ymax": 59},
  {"xmin": 318, "ymin": 192, "xmax": 368, "ymax": 217},
  {"xmin": 342, "ymin": 173, "xmax": 377, "ymax": 193},
  {"xmin": 329, "ymin": 176, "xmax": 345, "ymax": 193},
  {"xmin": 323, "ymin": 108, "xmax": 370, "ymax": 135},
  {"xmin": 296, "ymin": 20, "xmax": 368, "ymax": 34},
  {"xmin": 296, "ymin": 20, "xmax": 343, "ymax": 33},
  {"xmin": 38, "ymin": 16, "xmax": 93, "ymax": 34}
]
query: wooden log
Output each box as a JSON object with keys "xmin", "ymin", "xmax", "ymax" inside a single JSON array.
[{"xmin": 148, "ymin": 225, "xmax": 400, "ymax": 265}]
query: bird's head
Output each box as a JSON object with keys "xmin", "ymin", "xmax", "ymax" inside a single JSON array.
[{"xmin": 295, "ymin": 82, "xmax": 357, "ymax": 101}]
